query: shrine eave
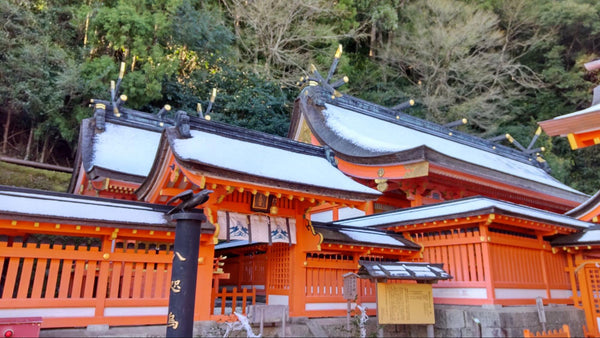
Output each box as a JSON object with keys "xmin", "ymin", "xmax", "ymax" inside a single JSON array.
[
  {"xmin": 311, "ymin": 222, "xmax": 422, "ymax": 251},
  {"xmin": 539, "ymin": 103, "xmax": 600, "ymax": 136},
  {"xmin": 330, "ymin": 196, "xmax": 593, "ymax": 231},
  {"xmin": 358, "ymin": 261, "xmax": 452, "ymax": 281},
  {"xmin": 292, "ymin": 88, "xmax": 544, "ymax": 166},
  {"xmin": 427, "ymin": 163, "xmax": 587, "ymax": 207},
  {"xmin": 0, "ymin": 185, "xmax": 172, "ymax": 229},
  {"xmin": 86, "ymin": 166, "xmax": 146, "ymax": 184},
  {"xmin": 566, "ymin": 189, "xmax": 600, "ymax": 221},
  {"xmin": 551, "ymin": 227, "xmax": 600, "ymax": 247},
  {"xmin": 291, "ymin": 90, "xmax": 582, "ymax": 200},
  {"xmin": 333, "ymin": 146, "xmax": 586, "ymax": 206}
]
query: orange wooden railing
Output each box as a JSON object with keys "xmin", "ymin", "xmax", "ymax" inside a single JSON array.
[
  {"xmin": 0, "ymin": 236, "xmax": 172, "ymax": 328},
  {"xmin": 211, "ymin": 287, "xmax": 256, "ymax": 318}
]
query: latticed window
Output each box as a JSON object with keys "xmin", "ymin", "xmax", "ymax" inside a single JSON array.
[
  {"xmin": 586, "ymin": 268, "xmax": 600, "ymax": 316},
  {"xmin": 267, "ymin": 243, "xmax": 290, "ymax": 291}
]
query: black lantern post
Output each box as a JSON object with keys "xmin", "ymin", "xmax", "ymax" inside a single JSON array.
[{"xmin": 165, "ymin": 189, "xmax": 214, "ymax": 338}]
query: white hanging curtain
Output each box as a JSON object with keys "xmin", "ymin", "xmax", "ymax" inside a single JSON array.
[{"xmin": 217, "ymin": 211, "xmax": 296, "ymax": 244}]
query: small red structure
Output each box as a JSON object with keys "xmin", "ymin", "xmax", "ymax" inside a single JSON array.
[{"xmin": 0, "ymin": 317, "xmax": 42, "ymax": 337}]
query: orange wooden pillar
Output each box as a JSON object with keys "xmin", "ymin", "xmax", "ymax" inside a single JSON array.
[
  {"xmin": 363, "ymin": 200, "xmax": 374, "ymax": 216},
  {"xmin": 479, "ymin": 223, "xmax": 496, "ymax": 304},
  {"xmin": 410, "ymin": 194, "xmax": 423, "ymax": 207},
  {"xmin": 289, "ymin": 204, "xmax": 315, "ymax": 317},
  {"xmin": 194, "ymin": 239, "xmax": 216, "ymax": 321},
  {"xmin": 95, "ymin": 235, "xmax": 113, "ymax": 322},
  {"xmin": 538, "ymin": 234, "xmax": 552, "ymax": 301}
]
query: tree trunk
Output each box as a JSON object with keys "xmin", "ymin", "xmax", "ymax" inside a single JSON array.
[
  {"xmin": 2, "ymin": 110, "xmax": 10, "ymax": 154},
  {"xmin": 39, "ymin": 136, "xmax": 48, "ymax": 163},
  {"xmin": 39, "ymin": 136, "xmax": 54, "ymax": 163},
  {"xmin": 370, "ymin": 21, "xmax": 376, "ymax": 57},
  {"xmin": 24, "ymin": 127, "xmax": 34, "ymax": 161}
]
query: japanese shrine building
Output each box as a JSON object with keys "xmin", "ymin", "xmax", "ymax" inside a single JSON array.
[{"xmin": 0, "ymin": 62, "xmax": 596, "ymax": 334}]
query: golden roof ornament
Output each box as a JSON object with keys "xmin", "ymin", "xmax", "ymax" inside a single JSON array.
[{"xmin": 298, "ymin": 44, "xmax": 349, "ymax": 106}]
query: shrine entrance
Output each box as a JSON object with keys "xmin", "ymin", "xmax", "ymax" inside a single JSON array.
[
  {"xmin": 209, "ymin": 210, "xmax": 297, "ymax": 318},
  {"xmin": 214, "ymin": 243, "xmax": 290, "ymax": 298}
]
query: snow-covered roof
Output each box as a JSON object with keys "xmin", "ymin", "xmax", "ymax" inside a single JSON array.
[
  {"xmin": 0, "ymin": 186, "xmax": 169, "ymax": 227},
  {"xmin": 213, "ymin": 223, "xmax": 419, "ymax": 250},
  {"xmin": 311, "ymin": 222, "xmax": 422, "ymax": 250},
  {"xmin": 358, "ymin": 261, "xmax": 452, "ymax": 281},
  {"xmin": 89, "ymin": 122, "xmax": 161, "ymax": 178},
  {"xmin": 331, "ymin": 196, "xmax": 593, "ymax": 230},
  {"xmin": 339, "ymin": 228, "xmax": 405, "ymax": 246},
  {"xmin": 321, "ymin": 103, "xmax": 579, "ymax": 194},
  {"xmin": 170, "ymin": 128, "xmax": 380, "ymax": 197},
  {"xmin": 551, "ymin": 227, "xmax": 600, "ymax": 247}
]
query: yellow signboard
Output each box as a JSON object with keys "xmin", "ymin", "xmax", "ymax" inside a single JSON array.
[{"xmin": 376, "ymin": 283, "xmax": 434, "ymax": 324}]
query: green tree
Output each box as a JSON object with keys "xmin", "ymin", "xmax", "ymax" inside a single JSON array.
[
  {"xmin": 376, "ymin": 0, "xmax": 544, "ymax": 134},
  {"xmin": 0, "ymin": 1, "xmax": 79, "ymax": 163},
  {"xmin": 156, "ymin": 2, "xmax": 292, "ymax": 136},
  {"xmin": 220, "ymin": 0, "xmax": 360, "ymax": 85}
]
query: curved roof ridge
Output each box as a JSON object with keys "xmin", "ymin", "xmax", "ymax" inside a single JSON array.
[
  {"xmin": 329, "ymin": 90, "xmax": 542, "ymax": 167},
  {"xmin": 96, "ymin": 99, "xmax": 329, "ymax": 159}
]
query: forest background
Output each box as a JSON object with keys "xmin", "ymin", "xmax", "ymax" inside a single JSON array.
[{"xmin": 2, "ymin": 0, "xmax": 600, "ymax": 194}]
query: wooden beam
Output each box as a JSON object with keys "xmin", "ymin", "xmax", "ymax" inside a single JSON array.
[{"xmin": 159, "ymin": 187, "xmax": 185, "ymax": 197}]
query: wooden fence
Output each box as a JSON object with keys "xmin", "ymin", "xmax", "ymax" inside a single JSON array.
[
  {"xmin": 412, "ymin": 226, "xmax": 571, "ymax": 305},
  {"xmin": 211, "ymin": 287, "xmax": 256, "ymax": 318},
  {"xmin": 0, "ymin": 234, "xmax": 248, "ymax": 328},
  {"xmin": 303, "ymin": 253, "xmax": 377, "ymax": 317},
  {"xmin": 0, "ymin": 236, "xmax": 172, "ymax": 328}
]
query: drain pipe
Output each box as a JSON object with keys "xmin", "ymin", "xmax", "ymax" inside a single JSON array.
[{"xmin": 473, "ymin": 318, "xmax": 482, "ymax": 338}]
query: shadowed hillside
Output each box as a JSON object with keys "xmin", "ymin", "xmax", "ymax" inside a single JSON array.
[{"xmin": 0, "ymin": 161, "xmax": 71, "ymax": 192}]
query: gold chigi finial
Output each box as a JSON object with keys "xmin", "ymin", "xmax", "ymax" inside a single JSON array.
[
  {"xmin": 210, "ymin": 88, "xmax": 217, "ymax": 103},
  {"xmin": 334, "ymin": 44, "xmax": 343, "ymax": 59},
  {"xmin": 118, "ymin": 62, "xmax": 126, "ymax": 79},
  {"xmin": 202, "ymin": 88, "xmax": 217, "ymax": 121},
  {"xmin": 298, "ymin": 44, "xmax": 349, "ymax": 103}
]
